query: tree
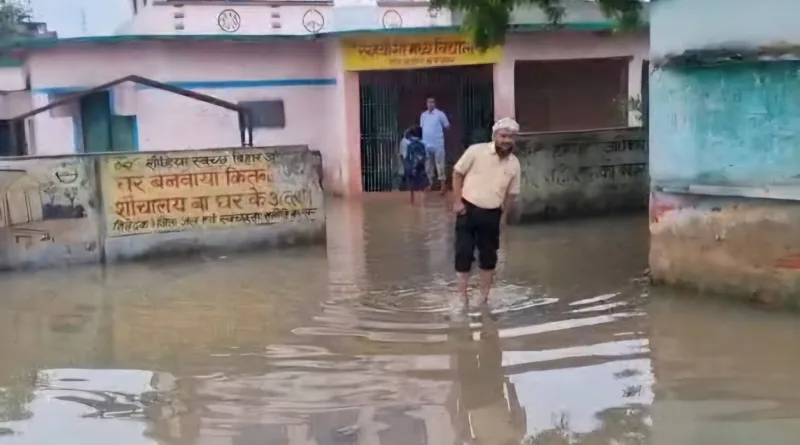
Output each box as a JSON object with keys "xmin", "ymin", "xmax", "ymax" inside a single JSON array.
[
  {"xmin": 523, "ymin": 405, "xmax": 650, "ymax": 445},
  {"xmin": 0, "ymin": 0, "xmax": 32, "ymax": 41},
  {"xmin": 430, "ymin": 0, "xmax": 644, "ymax": 49}
]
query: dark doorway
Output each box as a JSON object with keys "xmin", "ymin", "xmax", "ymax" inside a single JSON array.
[
  {"xmin": 0, "ymin": 119, "xmax": 27, "ymax": 156},
  {"xmin": 514, "ymin": 57, "xmax": 630, "ymax": 132},
  {"xmin": 359, "ymin": 65, "xmax": 494, "ymax": 192},
  {"xmin": 641, "ymin": 59, "xmax": 650, "ymax": 127},
  {"xmin": 79, "ymin": 91, "xmax": 137, "ymax": 153}
]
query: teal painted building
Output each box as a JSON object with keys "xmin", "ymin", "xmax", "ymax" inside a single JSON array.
[{"xmin": 649, "ymin": 0, "xmax": 800, "ymax": 304}]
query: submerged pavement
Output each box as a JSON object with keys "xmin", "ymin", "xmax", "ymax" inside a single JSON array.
[{"xmin": 1, "ymin": 195, "xmax": 799, "ymax": 444}]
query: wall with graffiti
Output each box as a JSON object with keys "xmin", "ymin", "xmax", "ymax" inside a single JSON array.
[
  {"xmin": 0, "ymin": 157, "xmax": 100, "ymax": 270},
  {"xmin": 0, "ymin": 147, "xmax": 324, "ymax": 271},
  {"xmin": 515, "ymin": 127, "xmax": 648, "ymax": 222},
  {"xmin": 100, "ymin": 147, "xmax": 324, "ymax": 262}
]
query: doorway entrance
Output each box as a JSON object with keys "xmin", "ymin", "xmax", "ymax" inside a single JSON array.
[
  {"xmin": 79, "ymin": 91, "xmax": 137, "ymax": 153},
  {"xmin": 358, "ymin": 65, "xmax": 494, "ymax": 192}
]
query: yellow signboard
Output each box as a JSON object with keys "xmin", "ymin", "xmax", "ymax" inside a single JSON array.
[
  {"xmin": 101, "ymin": 149, "xmax": 318, "ymax": 237},
  {"xmin": 342, "ymin": 34, "xmax": 502, "ymax": 71}
]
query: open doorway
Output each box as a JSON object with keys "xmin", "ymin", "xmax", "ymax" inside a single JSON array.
[
  {"xmin": 79, "ymin": 91, "xmax": 137, "ymax": 153},
  {"xmin": 358, "ymin": 64, "xmax": 494, "ymax": 192}
]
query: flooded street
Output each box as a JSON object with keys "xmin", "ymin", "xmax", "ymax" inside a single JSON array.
[{"xmin": 1, "ymin": 196, "xmax": 800, "ymax": 444}]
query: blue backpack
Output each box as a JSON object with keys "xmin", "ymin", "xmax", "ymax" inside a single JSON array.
[{"xmin": 405, "ymin": 139, "xmax": 426, "ymax": 175}]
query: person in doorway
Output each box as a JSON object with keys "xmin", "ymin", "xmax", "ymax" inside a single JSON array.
[
  {"xmin": 420, "ymin": 96, "xmax": 450, "ymax": 193},
  {"xmin": 451, "ymin": 117, "xmax": 521, "ymax": 306},
  {"xmin": 398, "ymin": 126, "xmax": 413, "ymax": 189},
  {"xmin": 401, "ymin": 125, "xmax": 428, "ymax": 205}
]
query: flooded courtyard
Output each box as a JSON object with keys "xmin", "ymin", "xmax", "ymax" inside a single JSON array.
[{"xmin": 1, "ymin": 196, "xmax": 800, "ymax": 444}]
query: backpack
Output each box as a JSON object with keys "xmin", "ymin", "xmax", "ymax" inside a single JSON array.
[{"xmin": 405, "ymin": 139, "xmax": 427, "ymax": 175}]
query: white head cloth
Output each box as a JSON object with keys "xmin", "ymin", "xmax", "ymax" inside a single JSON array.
[{"xmin": 492, "ymin": 117, "xmax": 520, "ymax": 135}]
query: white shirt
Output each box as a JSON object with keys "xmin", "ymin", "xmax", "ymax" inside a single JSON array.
[
  {"xmin": 399, "ymin": 137, "xmax": 410, "ymax": 158},
  {"xmin": 454, "ymin": 142, "xmax": 521, "ymax": 210},
  {"xmin": 420, "ymin": 108, "xmax": 449, "ymax": 152}
]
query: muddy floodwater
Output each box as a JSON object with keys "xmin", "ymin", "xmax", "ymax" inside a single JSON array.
[{"xmin": 2, "ymin": 196, "xmax": 800, "ymax": 445}]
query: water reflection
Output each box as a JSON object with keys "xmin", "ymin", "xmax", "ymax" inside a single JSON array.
[
  {"xmin": 450, "ymin": 311, "xmax": 526, "ymax": 445},
  {"xmin": 0, "ymin": 195, "xmax": 796, "ymax": 444},
  {"xmin": 0, "ymin": 369, "xmax": 168, "ymax": 445},
  {"xmin": 648, "ymin": 291, "xmax": 800, "ymax": 445}
]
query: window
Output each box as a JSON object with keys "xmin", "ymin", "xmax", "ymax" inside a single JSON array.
[
  {"xmin": 79, "ymin": 91, "xmax": 138, "ymax": 153},
  {"xmin": 238, "ymin": 100, "xmax": 286, "ymax": 129},
  {"xmin": 0, "ymin": 120, "xmax": 27, "ymax": 156},
  {"xmin": 514, "ymin": 58, "xmax": 630, "ymax": 132}
]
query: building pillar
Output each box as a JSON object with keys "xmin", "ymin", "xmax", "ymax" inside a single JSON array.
[
  {"xmin": 324, "ymin": 40, "xmax": 362, "ymax": 198},
  {"xmin": 493, "ymin": 59, "xmax": 515, "ymax": 121},
  {"xmin": 627, "ymin": 56, "xmax": 644, "ymax": 127},
  {"xmin": 343, "ymin": 70, "xmax": 362, "ymax": 197}
]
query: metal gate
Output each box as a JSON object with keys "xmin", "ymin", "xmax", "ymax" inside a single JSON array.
[
  {"xmin": 359, "ymin": 65, "xmax": 494, "ymax": 192},
  {"xmin": 359, "ymin": 81, "xmax": 400, "ymax": 192}
]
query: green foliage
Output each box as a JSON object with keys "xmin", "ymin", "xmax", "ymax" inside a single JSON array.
[
  {"xmin": 430, "ymin": 0, "xmax": 644, "ymax": 49},
  {"xmin": 523, "ymin": 406, "xmax": 650, "ymax": 445},
  {"xmin": 0, "ymin": 0, "xmax": 32, "ymax": 40}
]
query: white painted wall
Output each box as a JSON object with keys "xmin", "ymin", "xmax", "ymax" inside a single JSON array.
[
  {"xmin": 0, "ymin": 66, "xmax": 27, "ymax": 92},
  {"xmin": 0, "ymin": 91, "xmax": 33, "ymax": 119},
  {"xmin": 651, "ymin": 0, "xmax": 800, "ymax": 59},
  {"xmin": 22, "ymin": 40, "xmax": 359, "ymax": 192},
  {"xmin": 25, "ymin": 44, "xmax": 321, "ymax": 152},
  {"xmin": 332, "ymin": 5, "xmax": 451, "ymax": 31},
  {"xmin": 321, "ymin": 39, "xmax": 350, "ymax": 196},
  {"xmin": 120, "ymin": 3, "xmax": 451, "ymax": 35},
  {"xmin": 31, "ymin": 0, "xmax": 449, "ymax": 37}
]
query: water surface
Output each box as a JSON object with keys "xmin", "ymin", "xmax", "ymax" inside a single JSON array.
[{"xmin": 0, "ymin": 196, "xmax": 798, "ymax": 444}]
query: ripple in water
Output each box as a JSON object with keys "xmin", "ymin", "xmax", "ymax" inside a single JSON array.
[{"xmin": 292, "ymin": 280, "xmax": 562, "ymax": 344}]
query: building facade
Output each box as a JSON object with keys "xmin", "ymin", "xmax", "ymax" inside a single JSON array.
[
  {"xmin": 0, "ymin": 0, "xmax": 648, "ymax": 197},
  {"xmin": 649, "ymin": 0, "xmax": 800, "ymax": 302}
]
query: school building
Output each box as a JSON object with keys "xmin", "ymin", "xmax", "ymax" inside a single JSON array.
[{"xmin": 0, "ymin": 0, "xmax": 648, "ymax": 197}]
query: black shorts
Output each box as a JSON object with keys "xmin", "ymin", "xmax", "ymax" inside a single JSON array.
[
  {"xmin": 405, "ymin": 168, "xmax": 429, "ymax": 191},
  {"xmin": 454, "ymin": 199, "xmax": 502, "ymax": 273}
]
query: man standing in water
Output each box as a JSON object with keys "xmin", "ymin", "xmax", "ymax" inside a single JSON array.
[
  {"xmin": 451, "ymin": 118, "xmax": 521, "ymax": 305},
  {"xmin": 420, "ymin": 96, "xmax": 450, "ymax": 192}
]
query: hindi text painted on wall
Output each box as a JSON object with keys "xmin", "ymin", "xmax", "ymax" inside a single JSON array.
[
  {"xmin": 342, "ymin": 35, "xmax": 502, "ymax": 71},
  {"xmin": 102, "ymin": 150, "xmax": 317, "ymax": 237}
]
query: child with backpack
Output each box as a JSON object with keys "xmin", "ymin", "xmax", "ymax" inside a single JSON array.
[{"xmin": 400, "ymin": 126, "xmax": 428, "ymax": 205}]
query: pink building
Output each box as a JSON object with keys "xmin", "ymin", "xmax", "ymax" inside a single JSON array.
[{"xmin": 0, "ymin": 1, "xmax": 648, "ymax": 197}]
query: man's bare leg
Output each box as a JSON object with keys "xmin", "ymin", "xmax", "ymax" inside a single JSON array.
[
  {"xmin": 478, "ymin": 269, "xmax": 494, "ymax": 306},
  {"xmin": 458, "ymin": 272, "xmax": 470, "ymax": 305}
]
